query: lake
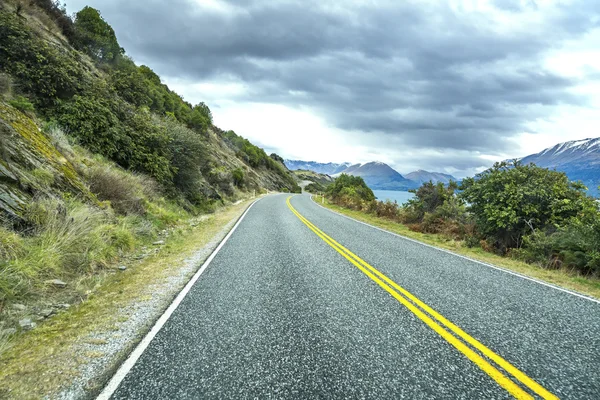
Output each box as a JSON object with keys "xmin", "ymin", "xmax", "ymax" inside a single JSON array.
[{"xmin": 373, "ymin": 190, "xmax": 414, "ymax": 205}]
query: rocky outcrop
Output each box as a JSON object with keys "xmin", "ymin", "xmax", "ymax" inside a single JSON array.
[{"xmin": 0, "ymin": 102, "xmax": 94, "ymax": 223}]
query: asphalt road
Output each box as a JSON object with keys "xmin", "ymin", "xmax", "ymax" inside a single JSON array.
[{"xmin": 105, "ymin": 194, "xmax": 600, "ymax": 399}]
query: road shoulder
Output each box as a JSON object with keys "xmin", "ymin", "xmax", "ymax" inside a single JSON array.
[{"xmin": 0, "ymin": 198, "xmax": 257, "ymax": 400}]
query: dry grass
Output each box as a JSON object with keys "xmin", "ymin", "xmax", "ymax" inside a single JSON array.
[
  {"xmin": 319, "ymin": 198, "xmax": 600, "ymax": 300},
  {"xmin": 0, "ymin": 199, "xmax": 253, "ymax": 399},
  {"xmin": 87, "ymin": 165, "xmax": 151, "ymax": 215}
]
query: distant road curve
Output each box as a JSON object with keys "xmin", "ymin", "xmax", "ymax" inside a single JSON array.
[{"xmin": 100, "ymin": 194, "xmax": 600, "ymax": 399}]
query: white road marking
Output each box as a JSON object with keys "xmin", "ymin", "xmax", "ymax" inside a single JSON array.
[
  {"xmin": 309, "ymin": 195, "xmax": 600, "ymax": 305},
  {"xmin": 97, "ymin": 198, "xmax": 261, "ymax": 400}
]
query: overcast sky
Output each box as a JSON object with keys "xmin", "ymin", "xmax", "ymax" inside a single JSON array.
[{"xmin": 65, "ymin": 0, "xmax": 600, "ymax": 177}]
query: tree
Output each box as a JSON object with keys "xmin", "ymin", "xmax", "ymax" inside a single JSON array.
[
  {"xmin": 194, "ymin": 102, "xmax": 213, "ymax": 124},
  {"xmin": 327, "ymin": 174, "xmax": 375, "ymax": 203},
  {"xmin": 403, "ymin": 180, "xmax": 459, "ymax": 221},
  {"xmin": 270, "ymin": 153, "xmax": 285, "ymax": 164},
  {"xmin": 110, "ymin": 59, "xmax": 152, "ymax": 107},
  {"xmin": 459, "ymin": 160, "xmax": 595, "ymax": 252},
  {"xmin": 73, "ymin": 7, "xmax": 123, "ymax": 62}
]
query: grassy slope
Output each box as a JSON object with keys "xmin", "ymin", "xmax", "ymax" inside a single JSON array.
[
  {"xmin": 292, "ymin": 170, "xmax": 333, "ymax": 185},
  {"xmin": 317, "ymin": 198, "xmax": 600, "ymax": 300},
  {"xmin": 0, "ymin": 198, "xmax": 255, "ymax": 399}
]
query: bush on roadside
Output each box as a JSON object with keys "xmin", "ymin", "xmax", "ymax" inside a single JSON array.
[
  {"xmin": 304, "ymin": 182, "xmax": 325, "ymax": 193},
  {"xmin": 87, "ymin": 163, "xmax": 155, "ymax": 215},
  {"xmin": 460, "ymin": 160, "xmax": 596, "ymax": 253},
  {"xmin": 374, "ymin": 200, "xmax": 400, "ymax": 220},
  {"xmin": 514, "ymin": 216, "xmax": 600, "ymax": 274},
  {"xmin": 402, "ymin": 181, "xmax": 460, "ymax": 224},
  {"xmin": 327, "ymin": 174, "xmax": 375, "ymax": 209},
  {"xmin": 1, "ymin": 197, "xmax": 116, "ymax": 298},
  {"xmin": 398, "ymin": 180, "xmax": 469, "ymax": 239}
]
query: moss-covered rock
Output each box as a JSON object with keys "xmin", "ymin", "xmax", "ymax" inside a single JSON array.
[{"xmin": 0, "ymin": 102, "xmax": 94, "ymax": 222}]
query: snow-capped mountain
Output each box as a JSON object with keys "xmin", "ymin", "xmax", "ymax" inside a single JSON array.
[
  {"xmin": 405, "ymin": 170, "xmax": 457, "ymax": 185},
  {"xmin": 334, "ymin": 161, "xmax": 416, "ymax": 190},
  {"xmin": 521, "ymin": 138, "xmax": 600, "ymax": 167},
  {"xmin": 284, "ymin": 160, "xmax": 351, "ymax": 175},
  {"xmin": 519, "ymin": 137, "xmax": 600, "ymax": 195}
]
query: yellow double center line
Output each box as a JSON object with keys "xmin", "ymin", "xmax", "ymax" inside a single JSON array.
[{"xmin": 286, "ymin": 196, "xmax": 557, "ymax": 400}]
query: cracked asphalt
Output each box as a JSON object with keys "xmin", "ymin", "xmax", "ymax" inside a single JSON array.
[{"xmin": 109, "ymin": 194, "xmax": 600, "ymax": 399}]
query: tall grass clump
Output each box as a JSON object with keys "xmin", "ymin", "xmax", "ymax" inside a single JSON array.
[
  {"xmin": 0, "ymin": 196, "xmax": 140, "ymax": 302},
  {"xmin": 87, "ymin": 163, "xmax": 157, "ymax": 215},
  {"xmin": 0, "ymin": 227, "xmax": 26, "ymax": 302},
  {"xmin": 45, "ymin": 123, "xmax": 75, "ymax": 159}
]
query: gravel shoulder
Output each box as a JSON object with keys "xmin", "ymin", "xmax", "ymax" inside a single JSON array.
[{"xmin": 0, "ymin": 198, "xmax": 257, "ymax": 400}]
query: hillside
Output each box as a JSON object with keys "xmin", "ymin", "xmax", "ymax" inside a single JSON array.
[
  {"xmin": 519, "ymin": 138, "xmax": 600, "ymax": 196},
  {"xmin": 292, "ymin": 170, "xmax": 333, "ymax": 185},
  {"xmin": 405, "ymin": 170, "xmax": 457, "ymax": 185},
  {"xmin": 292, "ymin": 169, "xmax": 333, "ymax": 192},
  {"xmin": 284, "ymin": 160, "xmax": 351, "ymax": 175},
  {"xmin": 335, "ymin": 162, "xmax": 415, "ymax": 190},
  {"xmin": 0, "ymin": 1, "xmax": 298, "ymax": 337},
  {"xmin": 0, "ymin": 2, "xmax": 299, "ymax": 221}
]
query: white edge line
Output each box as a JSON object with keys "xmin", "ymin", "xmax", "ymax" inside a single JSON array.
[
  {"xmin": 307, "ymin": 195, "xmax": 600, "ymax": 305},
  {"xmin": 97, "ymin": 198, "xmax": 261, "ymax": 400}
]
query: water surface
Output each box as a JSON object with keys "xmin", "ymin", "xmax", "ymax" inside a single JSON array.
[{"xmin": 373, "ymin": 190, "xmax": 414, "ymax": 205}]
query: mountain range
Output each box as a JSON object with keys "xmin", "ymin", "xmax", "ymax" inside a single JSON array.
[
  {"xmin": 518, "ymin": 137, "xmax": 600, "ymax": 195},
  {"xmin": 285, "ymin": 160, "xmax": 457, "ymax": 190},
  {"xmin": 333, "ymin": 162, "xmax": 416, "ymax": 190},
  {"xmin": 283, "ymin": 160, "xmax": 351, "ymax": 175},
  {"xmin": 405, "ymin": 170, "xmax": 456, "ymax": 186},
  {"xmin": 285, "ymin": 137, "xmax": 600, "ymax": 195}
]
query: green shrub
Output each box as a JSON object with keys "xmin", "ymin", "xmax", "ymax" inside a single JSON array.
[
  {"xmin": 158, "ymin": 116, "xmax": 211, "ymax": 203},
  {"xmin": 402, "ymin": 181, "xmax": 460, "ymax": 223},
  {"xmin": 305, "ymin": 182, "xmax": 325, "ymax": 193},
  {"xmin": 55, "ymin": 94, "xmax": 126, "ymax": 157},
  {"xmin": 8, "ymin": 96, "xmax": 34, "ymax": 113},
  {"xmin": 516, "ymin": 216, "xmax": 600, "ymax": 274},
  {"xmin": 0, "ymin": 11, "xmax": 84, "ymax": 107},
  {"xmin": 396, "ymin": 181, "xmax": 469, "ymax": 239},
  {"xmin": 109, "ymin": 58, "xmax": 152, "ymax": 107},
  {"xmin": 56, "ymin": 96, "xmax": 174, "ymax": 184},
  {"xmin": 232, "ymin": 168, "xmax": 245, "ymax": 187},
  {"xmin": 464, "ymin": 235, "xmax": 480, "ymax": 248},
  {"xmin": 460, "ymin": 160, "xmax": 596, "ymax": 252},
  {"xmin": 327, "ymin": 174, "xmax": 375, "ymax": 207}
]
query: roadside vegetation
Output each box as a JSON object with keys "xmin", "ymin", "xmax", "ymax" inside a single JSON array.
[
  {"xmin": 326, "ymin": 165, "xmax": 600, "ymax": 296},
  {"xmin": 0, "ymin": 0, "xmax": 299, "ymax": 347}
]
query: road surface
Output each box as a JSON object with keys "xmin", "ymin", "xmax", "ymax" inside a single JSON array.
[{"xmin": 102, "ymin": 194, "xmax": 600, "ymax": 399}]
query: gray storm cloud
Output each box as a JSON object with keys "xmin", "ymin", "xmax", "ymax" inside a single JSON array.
[{"xmin": 65, "ymin": 0, "xmax": 600, "ymax": 174}]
